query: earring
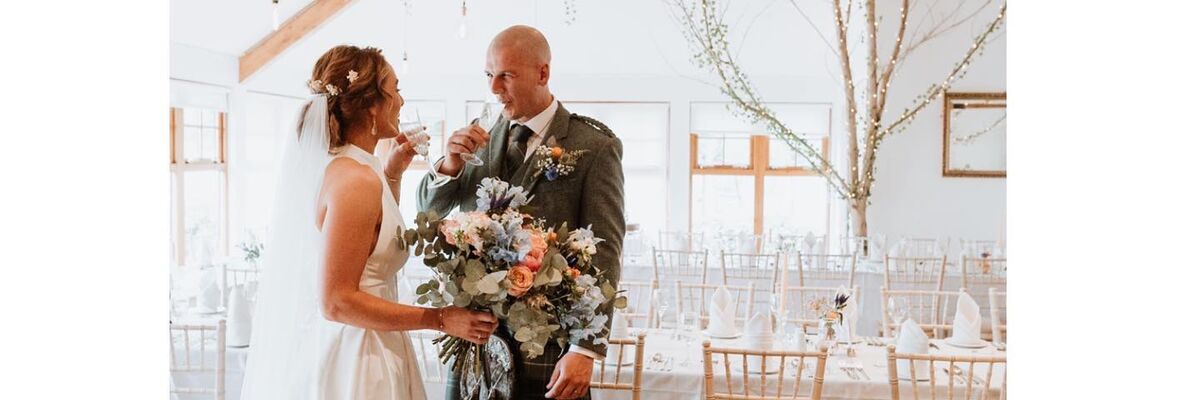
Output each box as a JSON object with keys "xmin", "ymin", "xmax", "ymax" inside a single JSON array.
[{"xmin": 371, "ymin": 119, "xmax": 377, "ymax": 136}]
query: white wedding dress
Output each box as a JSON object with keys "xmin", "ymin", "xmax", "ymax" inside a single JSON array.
[
  {"xmin": 241, "ymin": 95, "xmax": 426, "ymax": 400},
  {"xmin": 311, "ymin": 145, "xmax": 427, "ymax": 400}
]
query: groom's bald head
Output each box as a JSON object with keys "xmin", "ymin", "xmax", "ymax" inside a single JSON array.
[
  {"xmin": 489, "ymin": 25, "xmax": 551, "ymax": 67},
  {"xmin": 486, "ymin": 25, "xmax": 554, "ymax": 122}
]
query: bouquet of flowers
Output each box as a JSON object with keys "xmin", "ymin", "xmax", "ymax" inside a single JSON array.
[{"xmin": 400, "ymin": 178, "xmax": 626, "ymax": 375}]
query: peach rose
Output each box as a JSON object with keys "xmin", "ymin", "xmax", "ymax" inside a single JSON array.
[
  {"xmin": 550, "ymin": 147, "xmax": 564, "ymax": 159},
  {"xmin": 565, "ymin": 267, "xmax": 581, "ymax": 279},
  {"xmin": 439, "ymin": 219, "xmax": 461, "ymax": 245},
  {"xmin": 521, "ymin": 231, "xmax": 548, "ymax": 272},
  {"xmin": 520, "ymin": 252, "xmax": 544, "ymax": 272},
  {"xmin": 507, "ymin": 266, "xmax": 535, "ymax": 297}
]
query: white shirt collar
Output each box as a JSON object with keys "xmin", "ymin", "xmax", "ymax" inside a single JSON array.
[{"xmin": 510, "ymin": 97, "xmax": 559, "ymax": 140}]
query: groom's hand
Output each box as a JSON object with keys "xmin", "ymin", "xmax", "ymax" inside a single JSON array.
[
  {"xmin": 439, "ymin": 124, "xmax": 490, "ymax": 176},
  {"xmin": 545, "ymin": 352, "xmax": 593, "ymax": 399}
]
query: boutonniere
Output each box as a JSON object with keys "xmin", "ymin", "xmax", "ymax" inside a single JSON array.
[{"xmin": 531, "ymin": 145, "xmax": 588, "ymax": 181}]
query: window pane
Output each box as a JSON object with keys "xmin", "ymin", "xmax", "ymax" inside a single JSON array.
[
  {"xmin": 696, "ymin": 133, "xmax": 751, "ymax": 168},
  {"xmin": 183, "ymin": 108, "xmax": 200, "ymax": 125},
  {"xmin": 691, "ymin": 175, "xmax": 755, "ymax": 235},
  {"xmin": 203, "ymin": 110, "xmax": 219, "ymax": 126},
  {"xmin": 183, "ymin": 170, "xmax": 225, "ymax": 266},
  {"xmin": 183, "ymin": 126, "xmax": 203, "ymax": 162},
  {"xmin": 202, "ymin": 127, "xmax": 220, "ymax": 161},
  {"xmin": 762, "ymin": 176, "xmax": 828, "ymax": 238},
  {"xmin": 768, "ymin": 137, "xmax": 819, "ymax": 169},
  {"xmin": 181, "ymin": 107, "xmax": 222, "ymax": 164},
  {"xmin": 170, "ymin": 174, "xmax": 178, "ymax": 265}
]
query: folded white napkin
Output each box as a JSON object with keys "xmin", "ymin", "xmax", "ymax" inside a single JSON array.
[
  {"xmin": 870, "ymin": 233, "xmax": 887, "ymax": 261},
  {"xmin": 896, "ymin": 318, "xmax": 931, "ymax": 380},
  {"xmin": 707, "ymin": 286, "xmax": 738, "ymax": 337},
  {"xmin": 198, "ymin": 277, "xmax": 222, "ymax": 313},
  {"xmin": 835, "ymin": 286, "xmax": 857, "ymax": 341},
  {"xmin": 605, "ymin": 311, "xmax": 630, "ymax": 364},
  {"xmin": 744, "ymin": 312, "xmax": 772, "ymax": 340},
  {"xmin": 743, "ymin": 312, "xmax": 777, "ymax": 373},
  {"xmin": 226, "ymin": 284, "xmax": 253, "ymax": 347},
  {"xmin": 949, "ymin": 292, "xmax": 982, "ymax": 345}
]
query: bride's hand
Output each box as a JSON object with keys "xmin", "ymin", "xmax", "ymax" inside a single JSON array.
[
  {"xmin": 383, "ymin": 133, "xmax": 420, "ymax": 179},
  {"xmin": 439, "ymin": 306, "xmax": 499, "ymax": 345}
]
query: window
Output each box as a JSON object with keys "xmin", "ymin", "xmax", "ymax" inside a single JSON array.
[
  {"xmin": 689, "ymin": 103, "xmax": 833, "ymax": 246},
  {"xmin": 170, "ymin": 107, "xmax": 228, "ymax": 267}
]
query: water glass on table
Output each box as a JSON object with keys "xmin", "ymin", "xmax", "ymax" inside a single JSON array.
[{"xmin": 678, "ymin": 311, "xmax": 699, "ymax": 343}]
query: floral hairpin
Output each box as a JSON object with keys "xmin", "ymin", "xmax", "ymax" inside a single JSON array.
[
  {"xmin": 306, "ymin": 78, "xmax": 342, "ymax": 96},
  {"xmin": 346, "ymin": 70, "xmax": 359, "ymax": 83}
]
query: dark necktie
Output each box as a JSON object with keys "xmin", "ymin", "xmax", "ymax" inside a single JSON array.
[
  {"xmin": 510, "ymin": 123, "xmax": 535, "ymax": 157},
  {"xmin": 506, "ymin": 124, "xmax": 536, "ymax": 177}
]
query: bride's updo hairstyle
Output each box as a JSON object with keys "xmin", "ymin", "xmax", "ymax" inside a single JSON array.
[{"xmin": 298, "ymin": 45, "xmax": 393, "ymax": 150}]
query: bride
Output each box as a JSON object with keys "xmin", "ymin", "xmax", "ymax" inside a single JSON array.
[{"xmin": 241, "ymin": 45, "xmax": 498, "ymax": 400}]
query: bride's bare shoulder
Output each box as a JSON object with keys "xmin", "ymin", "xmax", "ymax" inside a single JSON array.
[{"xmin": 322, "ymin": 158, "xmax": 382, "ymax": 202}]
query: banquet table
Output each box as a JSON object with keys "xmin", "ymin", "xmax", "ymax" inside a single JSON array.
[
  {"xmin": 587, "ymin": 329, "xmax": 1005, "ymax": 400},
  {"xmin": 171, "ymin": 327, "xmax": 1004, "ymax": 400},
  {"xmin": 612, "ymin": 258, "xmax": 1005, "ymax": 337}
]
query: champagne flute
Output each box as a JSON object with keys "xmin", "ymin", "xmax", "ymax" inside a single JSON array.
[
  {"xmin": 401, "ymin": 107, "xmax": 452, "ymax": 189},
  {"xmin": 460, "ymin": 100, "xmax": 501, "ymax": 166},
  {"xmin": 652, "ymin": 288, "xmax": 672, "ymax": 332}
]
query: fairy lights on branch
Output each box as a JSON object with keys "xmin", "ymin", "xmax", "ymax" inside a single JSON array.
[{"xmin": 673, "ymin": 0, "xmax": 1006, "ymax": 235}]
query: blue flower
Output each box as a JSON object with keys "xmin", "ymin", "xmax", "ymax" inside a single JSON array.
[{"xmin": 544, "ymin": 166, "xmax": 560, "ymax": 181}]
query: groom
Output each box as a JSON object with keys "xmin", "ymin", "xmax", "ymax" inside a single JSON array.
[{"xmin": 417, "ymin": 25, "xmax": 625, "ymax": 400}]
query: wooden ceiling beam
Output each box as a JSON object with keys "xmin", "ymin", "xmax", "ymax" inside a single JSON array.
[{"xmin": 239, "ymin": 0, "xmax": 358, "ymax": 82}]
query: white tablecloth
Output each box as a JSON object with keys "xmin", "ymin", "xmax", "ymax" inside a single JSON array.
[{"xmin": 590, "ymin": 329, "xmax": 1006, "ymax": 400}]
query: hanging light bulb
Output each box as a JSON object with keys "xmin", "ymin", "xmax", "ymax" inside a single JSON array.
[
  {"xmin": 401, "ymin": 51, "xmax": 410, "ymax": 75},
  {"xmin": 458, "ymin": 1, "xmax": 468, "ymax": 39},
  {"xmin": 272, "ymin": 0, "xmax": 280, "ymax": 31}
]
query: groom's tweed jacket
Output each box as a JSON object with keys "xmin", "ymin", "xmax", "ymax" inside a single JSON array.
[{"xmin": 417, "ymin": 103, "xmax": 625, "ymax": 399}]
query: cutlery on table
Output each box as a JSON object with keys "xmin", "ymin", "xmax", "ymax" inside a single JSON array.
[{"xmin": 952, "ymin": 365, "xmax": 983, "ymax": 386}]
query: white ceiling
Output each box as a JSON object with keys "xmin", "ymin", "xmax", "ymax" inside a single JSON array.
[{"xmin": 170, "ymin": 0, "xmax": 843, "ymax": 95}]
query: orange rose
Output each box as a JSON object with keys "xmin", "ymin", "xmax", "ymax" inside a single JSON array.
[
  {"xmin": 565, "ymin": 267, "xmax": 581, "ymax": 279},
  {"xmin": 547, "ymin": 232, "xmax": 558, "ymax": 243},
  {"xmin": 507, "ymin": 266, "xmax": 535, "ymax": 297},
  {"xmin": 550, "ymin": 147, "xmax": 564, "ymax": 159}
]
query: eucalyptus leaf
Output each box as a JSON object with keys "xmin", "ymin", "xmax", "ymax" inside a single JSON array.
[
  {"xmin": 600, "ymin": 281, "xmax": 616, "ymax": 300},
  {"xmin": 465, "ymin": 260, "xmax": 486, "ymax": 280},
  {"xmin": 514, "ymin": 327, "xmax": 536, "ymax": 342},
  {"xmin": 613, "ymin": 296, "xmax": 628, "ymax": 310},
  {"xmin": 416, "ymin": 283, "xmax": 430, "ymax": 295},
  {"xmin": 452, "ymin": 292, "xmax": 471, "ymax": 307},
  {"xmin": 551, "ymin": 254, "xmax": 568, "ymax": 270},
  {"xmin": 476, "ymin": 271, "xmax": 508, "ymax": 295}
]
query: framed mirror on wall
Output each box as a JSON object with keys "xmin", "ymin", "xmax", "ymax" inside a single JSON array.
[{"xmin": 943, "ymin": 92, "xmax": 1006, "ymax": 177}]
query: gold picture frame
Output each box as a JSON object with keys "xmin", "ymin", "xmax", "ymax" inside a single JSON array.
[{"xmin": 942, "ymin": 92, "xmax": 1006, "ymax": 177}]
